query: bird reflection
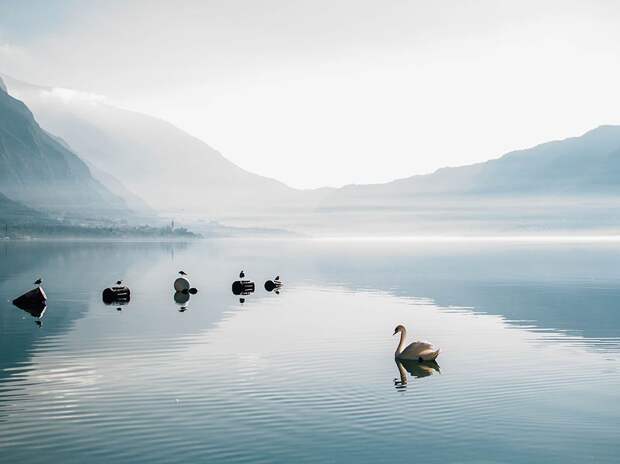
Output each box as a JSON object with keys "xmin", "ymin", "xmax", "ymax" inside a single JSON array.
[{"xmin": 393, "ymin": 359, "xmax": 440, "ymax": 390}]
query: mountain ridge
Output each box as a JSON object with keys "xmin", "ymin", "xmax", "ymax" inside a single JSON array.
[
  {"xmin": 5, "ymin": 73, "xmax": 620, "ymax": 235},
  {"xmin": 319, "ymin": 124, "xmax": 620, "ymax": 210},
  {"xmin": 0, "ymin": 76, "xmax": 131, "ymax": 218},
  {"xmin": 0, "ymin": 191, "xmax": 49, "ymax": 225},
  {"xmin": 1, "ymin": 74, "xmax": 326, "ymax": 218}
]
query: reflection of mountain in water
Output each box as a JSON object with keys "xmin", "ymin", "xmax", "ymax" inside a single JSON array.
[
  {"xmin": 3, "ymin": 239, "xmax": 620, "ymax": 388},
  {"xmin": 309, "ymin": 244, "xmax": 620, "ymax": 345},
  {"xmin": 425, "ymin": 282, "xmax": 620, "ymax": 340}
]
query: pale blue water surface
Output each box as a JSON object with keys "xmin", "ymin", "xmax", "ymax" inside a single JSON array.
[{"xmin": 1, "ymin": 239, "xmax": 619, "ymax": 463}]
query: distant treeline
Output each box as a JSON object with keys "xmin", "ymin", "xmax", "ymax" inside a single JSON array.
[{"xmin": 3, "ymin": 223, "xmax": 200, "ymax": 239}]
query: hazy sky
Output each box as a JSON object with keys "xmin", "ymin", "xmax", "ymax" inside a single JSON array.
[{"xmin": 2, "ymin": 0, "xmax": 620, "ymax": 188}]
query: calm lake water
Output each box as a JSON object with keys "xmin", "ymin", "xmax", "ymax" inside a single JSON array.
[{"xmin": 1, "ymin": 239, "xmax": 620, "ymax": 463}]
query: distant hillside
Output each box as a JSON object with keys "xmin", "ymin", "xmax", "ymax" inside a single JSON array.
[
  {"xmin": 43, "ymin": 127, "xmax": 153, "ymax": 214},
  {"xmin": 6, "ymin": 74, "xmax": 620, "ymax": 235},
  {"xmin": 0, "ymin": 192, "xmax": 49, "ymax": 225},
  {"xmin": 320, "ymin": 125, "xmax": 620, "ymax": 209},
  {"xmin": 0, "ymin": 78, "xmax": 130, "ymax": 218},
  {"xmin": 3, "ymin": 75, "xmax": 328, "ymax": 218}
]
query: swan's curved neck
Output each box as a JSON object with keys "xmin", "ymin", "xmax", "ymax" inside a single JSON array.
[{"xmin": 395, "ymin": 328, "xmax": 407, "ymax": 356}]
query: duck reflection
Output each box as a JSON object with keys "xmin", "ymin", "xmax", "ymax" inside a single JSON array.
[{"xmin": 394, "ymin": 359, "xmax": 440, "ymax": 390}]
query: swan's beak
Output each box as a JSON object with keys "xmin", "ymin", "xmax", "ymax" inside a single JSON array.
[{"xmin": 392, "ymin": 329, "xmax": 397, "ymax": 336}]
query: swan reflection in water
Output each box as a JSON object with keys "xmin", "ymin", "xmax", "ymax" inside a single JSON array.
[{"xmin": 394, "ymin": 359, "xmax": 440, "ymax": 390}]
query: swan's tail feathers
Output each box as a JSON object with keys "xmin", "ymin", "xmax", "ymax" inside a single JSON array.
[{"xmin": 429, "ymin": 348, "xmax": 440, "ymax": 361}]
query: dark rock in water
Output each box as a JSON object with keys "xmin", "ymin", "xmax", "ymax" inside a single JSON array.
[
  {"xmin": 102, "ymin": 286, "xmax": 131, "ymax": 305},
  {"xmin": 264, "ymin": 279, "xmax": 283, "ymax": 292},
  {"xmin": 189, "ymin": 288, "xmax": 198, "ymax": 295},
  {"xmin": 181, "ymin": 288, "xmax": 189, "ymax": 294},
  {"xmin": 232, "ymin": 280, "xmax": 255, "ymax": 296},
  {"xmin": 16, "ymin": 302, "xmax": 46, "ymax": 318},
  {"xmin": 13, "ymin": 287, "xmax": 47, "ymax": 319},
  {"xmin": 21, "ymin": 304, "xmax": 46, "ymax": 319},
  {"xmin": 174, "ymin": 277, "xmax": 191, "ymax": 292},
  {"xmin": 13, "ymin": 287, "xmax": 47, "ymax": 309}
]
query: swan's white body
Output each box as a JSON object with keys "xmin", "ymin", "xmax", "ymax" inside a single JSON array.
[{"xmin": 394, "ymin": 325, "xmax": 440, "ymax": 361}]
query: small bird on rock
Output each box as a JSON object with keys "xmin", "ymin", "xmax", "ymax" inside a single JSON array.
[
  {"xmin": 239, "ymin": 270, "xmax": 245, "ymax": 278},
  {"xmin": 179, "ymin": 271, "xmax": 188, "ymax": 276},
  {"xmin": 33, "ymin": 278, "xmax": 42, "ymax": 286}
]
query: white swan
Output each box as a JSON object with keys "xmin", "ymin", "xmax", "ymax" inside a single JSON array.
[{"xmin": 393, "ymin": 325, "xmax": 440, "ymax": 361}]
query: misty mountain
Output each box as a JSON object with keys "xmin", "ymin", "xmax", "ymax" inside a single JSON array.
[
  {"xmin": 319, "ymin": 125, "xmax": 620, "ymax": 210},
  {"xmin": 42, "ymin": 127, "xmax": 153, "ymax": 214},
  {"xmin": 2, "ymin": 75, "xmax": 327, "ymax": 219},
  {"xmin": 0, "ymin": 78, "xmax": 130, "ymax": 218},
  {"xmin": 0, "ymin": 192, "xmax": 49, "ymax": 225},
  {"xmin": 6, "ymin": 73, "xmax": 620, "ymax": 235},
  {"xmin": 84, "ymin": 160, "xmax": 153, "ymax": 213}
]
